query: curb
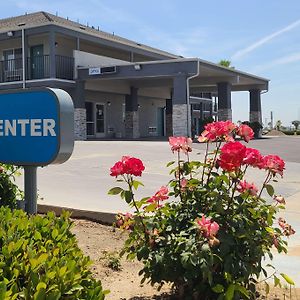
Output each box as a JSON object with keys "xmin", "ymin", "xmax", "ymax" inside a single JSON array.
[{"xmin": 37, "ymin": 204, "xmax": 116, "ymax": 225}]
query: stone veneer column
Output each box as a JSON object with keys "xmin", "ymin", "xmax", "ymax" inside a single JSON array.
[
  {"xmin": 74, "ymin": 80, "xmax": 87, "ymax": 140},
  {"xmin": 165, "ymin": 99, "xmax": 173, "ymax": 137},
  {"xmin": 249, "ymin": 89, "xmax": 262, "ymax": 124},
  {"xmin": 74, "ymin": 108, "xmax": 86, "ymax": 140},
  {"xmin": 125, "ymin": 87, "xmax": 140, "ymax": 138},
  {"xmin": 173, "ymin": 104, "xmax": 188, "ymax": 136},
  {"xmin": 217, "ymin": 82, "xmax": 232, "ymax": 121},
  {"xmin": 172, "ymin": 74, "xmax": 189, "ymax": 136}
]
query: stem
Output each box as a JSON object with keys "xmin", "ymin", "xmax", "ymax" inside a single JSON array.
[
  {"xmin": 186, "ymin": 152, "xmax": 192, "ymax": 179},
  {"xmin": 258, "ymin": 171, "xmax": 272, "ymax": 198},
  {"xmin": 126, "ymin": 176, "xmax": 148, "ymax": 240},
  {"xmin": 206, "ymin": 140, "xmax": 222, "ymax": 185},
  {"xmin": 177, "ymin": 151, "xmax": 183, "ymax": 201},
  {"xmin": 201, "ymin": 142, "xmax": 209, "ymax": 183}
]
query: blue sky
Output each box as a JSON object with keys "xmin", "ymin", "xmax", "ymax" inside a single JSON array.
[{"xmin": 1, "ymin": 0, "xmax": 300, "ymax": 126}]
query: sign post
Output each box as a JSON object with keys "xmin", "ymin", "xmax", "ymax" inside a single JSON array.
[
  {"xmin": 24, "ymin": 166, "xmax": 37, "ymax": 214},
  {"xmin": 0, "ymin": 88, "xmax": 74, "ymax": 214}
]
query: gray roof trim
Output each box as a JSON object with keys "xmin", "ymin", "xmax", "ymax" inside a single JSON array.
[
  {"xmin": 0, "ymin": 11, "xmax": 179, "ymax": 60},
  {"xmin": 198, "ymin": 58, "xmax": 269, "ymax": 83}
]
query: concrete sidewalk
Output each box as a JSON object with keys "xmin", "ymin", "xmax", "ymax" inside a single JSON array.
[{"xmin": 16, "ymin": 136, "xmax": 300, "ymax": 286}]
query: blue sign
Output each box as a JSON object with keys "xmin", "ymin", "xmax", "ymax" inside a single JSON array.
[{"xmin": 0, "ymin": 88, "xmax": 74, "ymax": 166}]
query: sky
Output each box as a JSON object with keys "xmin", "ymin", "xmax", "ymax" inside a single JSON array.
[{"xmin": 1, "ymin": 0, "xmax": 300, "ymax": 127}]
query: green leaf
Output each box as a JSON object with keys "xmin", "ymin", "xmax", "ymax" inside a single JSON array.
[
  {"xmin": 0, "ymin": 281, "xmax": 7, "ymax": 299},
  {"xmin": 166, "ymin": 161, "xmax": 175, "ymax": 167},
  {"xmin": 265, "ymin": 184, "xmax": 274, "ymax": 197},
  {"xmin": 225, "ymin": 284, "xmax": 235, "ymax": 300},
  {"xmin": 124, "ymin": 191, "xmax": 133, "ymax": 203},
  {"xmin": 274, "ymin": 275, "xmax": 281, "ymax": 287},
  {"xmin": 51, "ymin": 229, "xmax": 58, "ymax": 239},
  {"xmin": 132, "ymin": 180, "xmax": 144, "ymax": 190},
  {"xmin": 36, "ymin": 282, "xmax": 47, "ymax": 291},
  {"xmin": 212, "ymin": 284, "xmax": 224, "ymax": 293},
  {"xmin": 108, "ymin": 187, "xmax": 123, "ymax": 195},
  {"xmin": 235, "ymin": 285, "xmax": 249, "ymax": 298},
  {"xmin": 34, "ymin": 287, "xmax": 46, "ymax": 300},
  {"xmin": 59, "ymin": 266, "xmax": 68, "ymax": 277},
  {"xmin": 144, "ymin": 203, "xmax": 156, "ymax": 212},
  {"xmin": 38, "ymin": 253, "xmax": 48, "ymax": 264},
  {"xmin": 265, "ymin": 282, "xmax": 270, "ymax": 295},
  {"xmin": 280, "ymin": 273, "xmax": 295, "ymax": 285}
]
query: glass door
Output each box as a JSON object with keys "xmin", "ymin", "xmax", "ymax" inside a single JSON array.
[
  {"xmin": 85, "ymin": 102, "xmax": 95, "ymax": 137},
  {"xmin": 95, "ymin": 103, "xmax": 105, "ymax": 138}
]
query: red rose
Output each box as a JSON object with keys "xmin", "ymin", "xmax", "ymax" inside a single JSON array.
[
  {"xmin": 110, "ymin": 161, "xmax": 125, "ymax": 177},
  {"xmin": 218, "ymin": 142, "xmax": 246, "ymax": 172},
  {"xmin": 110, "ymin": 156, "xmax": 145, "ymax": 177},
  {"xmin": 124, "ymin": 157, "xmax": 145, "ymax": 176}
]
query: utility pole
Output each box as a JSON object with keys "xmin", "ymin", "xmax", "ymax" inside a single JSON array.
[{"xmin": 270, "ymin": 111, "xmax": 273, "ymax": 129}]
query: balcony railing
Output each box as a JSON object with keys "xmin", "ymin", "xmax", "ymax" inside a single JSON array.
[{"xmin": 0, "ymin": 55, "xmax": 74, "ymax": 83}]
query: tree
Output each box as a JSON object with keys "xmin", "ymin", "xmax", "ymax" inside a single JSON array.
[
  {"xmin": 275, "ymin": 120, "xmax": 282, "ymax": 131},
  {"xmin": 292, "ymin": 120, "xmax": 300, "ymax": 131},
  {"xmin": 218, "ymin": 60, "xmax": 235, "ymax": 69}
]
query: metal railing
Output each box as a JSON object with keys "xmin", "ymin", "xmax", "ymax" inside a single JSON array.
[{"xmin": 0, "ymin": 55, "xmax": 74, "ymax": 83}]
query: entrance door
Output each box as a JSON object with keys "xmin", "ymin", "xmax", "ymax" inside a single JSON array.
[
  {"xmin": 95, "ymin": 103, "xmax": 106, "ymax": 138},
  {"xmin": 30, "ymin": 45, "xmax": 44, "ymax": 79},
  {"xmin": 157, "ymin": 107, "xmax": 165, "ymax": 136},
  {"xmin": 85, "ymin": 102, "xmax": 95, "ymax": 137}
]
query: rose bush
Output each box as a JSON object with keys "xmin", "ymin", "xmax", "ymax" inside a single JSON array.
[{"xmin": 109, "ymin": 121, "xmax": 295, "ymax": 300}]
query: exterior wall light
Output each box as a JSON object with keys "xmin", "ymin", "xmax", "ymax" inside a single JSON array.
[
  {"xmin": 134, "ymin": 64, "xmax": 141, "ymax": 70},
  {"xmin": 107, "ymin": 101, "xmax": 111, "ymax": 106}
]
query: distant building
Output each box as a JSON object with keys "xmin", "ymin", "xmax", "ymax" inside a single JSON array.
[{"xmin": 0, "ymin": 12, "xmax": 268, "ymax": 139}]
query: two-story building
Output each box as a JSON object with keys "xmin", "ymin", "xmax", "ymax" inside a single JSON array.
[{"xmin": 0, "ymin": 11, "xmax": 268, "ymax": 140}]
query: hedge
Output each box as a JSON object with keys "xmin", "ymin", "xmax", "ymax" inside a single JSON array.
[{"xmin": 0, "ymin": 207, "xmax": 108, "ymax": 299}]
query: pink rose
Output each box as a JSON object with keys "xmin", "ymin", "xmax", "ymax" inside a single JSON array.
[
  {"xmin": 243, "ymin": 148, "xmax": 263, "ymax": 168},
  {"xmin": 237, "ymin": 124, "xmax": 254, "ymax": 142},
  {"xmin": 147, "ymin": 186, "xmax": 169, "ymax": 204},
  {"xmin": 261, "ymin": 155, "xmax": 285, "ymax": 176},
  {"xmin": 237, "ymin": 180, "xmax": 258, "ymax": 196},
  {"xmin": 169, "ymin": 136, "xmax": 192, "ymax": 154},
  {"xmin": 196, "ymin": 215, "xmax": 220, "ymax": 238},
  {"xmin": 273, "ymin": 195, "xmax": 286, "ymax": 204},
  {"xmin": 198, "ymin": 121, "xmax": 236, "ymax": 142}
]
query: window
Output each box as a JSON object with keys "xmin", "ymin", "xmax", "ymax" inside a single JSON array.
[{"xmin": 3, "ymin": 48, "xmax": 22, "ymax": 71}]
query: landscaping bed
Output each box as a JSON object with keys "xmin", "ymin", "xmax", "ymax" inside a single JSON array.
[{"xmin": 72, "ymin": 218, "xmax": 300, "ymax": 300}]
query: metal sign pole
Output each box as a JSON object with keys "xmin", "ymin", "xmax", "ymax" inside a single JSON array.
[{"xmin": 24, "ymin": 166, "xmax": 37, "ymax": 214}]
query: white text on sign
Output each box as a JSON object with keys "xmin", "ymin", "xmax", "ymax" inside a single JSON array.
[{"xmin": 0, "ymin": 119, "xmax": 56, "ymax": 137}]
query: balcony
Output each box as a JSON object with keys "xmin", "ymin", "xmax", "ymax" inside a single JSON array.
[{"xmin": 0, "ymin": 55, "xmax": 74, "ymax": 83}]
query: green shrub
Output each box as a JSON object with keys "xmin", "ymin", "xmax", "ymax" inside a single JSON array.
[
  {"xmin": 0, "ymin": 207, "xmax": 108, "ymax": 299},
  {"xmin": 281, "ymin": 131, "xmax": 294, "ymax": 135},
  {"xmin": 110, "ymin": 122, "xmax": 294, "ymax": 299},
  {"xmin": 0, "ymin": 164, "xmax": 23, "ymax": 209}
]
